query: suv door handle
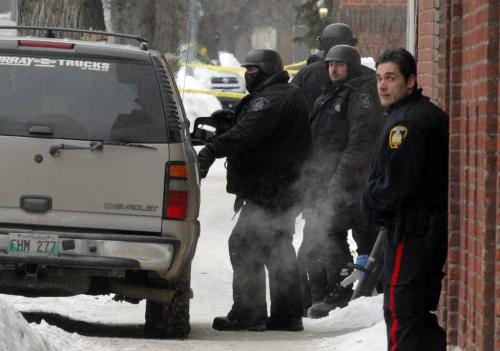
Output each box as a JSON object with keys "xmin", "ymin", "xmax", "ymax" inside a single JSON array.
[{"xmin": 20, "ymin": 195, "xmax": 52, "ymax": 212}]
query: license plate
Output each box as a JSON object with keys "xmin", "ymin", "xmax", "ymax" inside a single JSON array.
[{"xmin": 8, "ymin": 233, "xmax": 59, "ymax": 256}]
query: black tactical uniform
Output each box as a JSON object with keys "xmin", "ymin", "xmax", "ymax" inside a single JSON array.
[
  {"xmin": 216, "ymin": 73, "xmax": 311, "ymax": 210},
  {"xmin": 198, "ymin": 49, "xmax": 311, "ymax": 331},
  {"xmin": 292, "ymin": 26, "xmax": 376, "ymax": 313},
  {"xmin": 292, "ymin": 61, "xmax": 330, "ymax": 108},
  {"xmin": 299, "ymin": 45, "xmax": 383, "ymax": 318},
  {"xmin": 361, "ymin": 89, "xmax": 448, "ymax": 350},
  {"xmin": 305, "ymin": 50, "xmax": 324, "ymax": 65},
  {"xmin": 292, "ymin": 61, "xmax": 375, "ymax": 109}
]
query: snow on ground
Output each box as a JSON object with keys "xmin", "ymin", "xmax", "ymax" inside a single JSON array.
[
  {"xmin": 0, "ymin": 81, "xmax": 386, "ymax": 351},
  {"xmin": 0, "ymin": 297, "xmax": 57, "ymax": 351},
  {"xmin": 319, "ymin": 321, "xmax": 386, "ymax": 351},
  {"xmin": 307, "ymin": 295, "xmax": 383, "ymax": 334},
  {"xmin": 0, "ymin": 296, "xmax": 102, "ymax": 351}
]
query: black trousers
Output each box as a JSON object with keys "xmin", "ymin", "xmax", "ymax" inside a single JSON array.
[
  {"xmin": 298, "ymin": 203, "xmax": 378, "ymax": 302},
  {"xmin": 227, "ymin": 201, "xmax": 302, "ymax": 322},
  {"xmin": 383, "ymin": 207, "xmax": 447, "ymax": 351}
]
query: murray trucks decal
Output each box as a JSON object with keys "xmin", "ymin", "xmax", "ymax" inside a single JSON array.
[{"xmin": 0, "ymin": 55, "xmax": 111, "ymax": 71}]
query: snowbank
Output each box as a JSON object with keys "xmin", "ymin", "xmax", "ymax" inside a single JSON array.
[
  {"xmin": 218, "ymin": 52, "xmax": 242, "ymax": 68},
  {"xmin": 0, "ymin": 297, "xmax": 101, "ymax": 351},
  {"xmin": 0, "ymin": 297, "xmax": 57, "ymax": 351},
  {"xmin": 361, "ymin": 57, "xmax": 376, "ymax": 70},
  {"xmin": 305, "ymin": 295, "xmax": 383, "ymax": 333},
  {"xmin": 176, "ymin": 67, "xmax": 222, "ymax": 127},
  {"xmin": 305, "ymin": 295, "xmax": 386, "ymax": 350},
  {"xmin": 175, "ymin": 51, "xmax": 245, "ymax": 127}
]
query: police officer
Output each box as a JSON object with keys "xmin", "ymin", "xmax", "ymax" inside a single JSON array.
[
  {"xmin": 292, "ymin": 23, "xmax": 372, "ymax": 109},
  {"xmin": 197, "ymin": 49, "xmax": 312, "ymax": 331},
  {"xmin": 299, "ymin": 45, "xmax": 383, "ymax": 318},
  {"xmin": 361, "ymin": 48, "xmax": 448, "ymax": 350},
  {"xmin": 294, "ymin": 23, "xmax": 369, "ymax": 313}
]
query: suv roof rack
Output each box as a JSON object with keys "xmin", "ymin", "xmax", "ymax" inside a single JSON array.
[{"xmin": 0, "ymin": 25, "xmax": 148, "ymax": 44}]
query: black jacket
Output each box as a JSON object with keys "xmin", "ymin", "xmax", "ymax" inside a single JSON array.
[
  {"xmin": 292, "ymin": 61, "xmax": 375, "ymax": 109},
  {"xmin": 305, "ymin": 74, "xmax": 383, "ymax": 213},
  {"xmin": 361, "ymin": 89, "xmax": 449, "ymax": 223},
  {"xmin": 208, "ymin": 71, "xmax": 312, "ymax": 210}
]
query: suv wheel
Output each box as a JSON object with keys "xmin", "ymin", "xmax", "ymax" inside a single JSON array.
[{"xmin": 144, "ymin": 262, "xmax": 192, "ymax": 338}]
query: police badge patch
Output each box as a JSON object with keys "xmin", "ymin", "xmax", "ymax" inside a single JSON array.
[
  {"xmin": 251, "ymin": 97, "xmax": 270, "ymax": 111},
  {"xmin": 389, "ymin": 125, "xmax": 408, "ymax": 149},
  {"xmin": 359, "ymin": 93, "xmax": 372, "ymax": 109}
]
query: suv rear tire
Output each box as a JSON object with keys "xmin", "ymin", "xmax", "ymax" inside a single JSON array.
[{"xmin": 144, "ymin": 262, "xmax": 192, "ymax": 338}]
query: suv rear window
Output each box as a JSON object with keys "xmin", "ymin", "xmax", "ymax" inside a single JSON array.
[{"xmin": 0, "ymin": 55, "xmax": 167, "ymax": 143}]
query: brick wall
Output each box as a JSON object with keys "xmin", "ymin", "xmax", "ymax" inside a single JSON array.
[
  {"xmin": 417, "ymin": 0, "xmax": 499, "ymax": 350},
  {"xmin": 334, "ymin": 1, "xmax": 407, "ymax": 58},
  {"xmin": 416, "ymin": 1, "xmax": 440, "ymax": 101}
]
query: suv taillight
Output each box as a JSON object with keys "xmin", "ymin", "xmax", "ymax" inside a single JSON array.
[{"xmin": 164, "ymin": 162, "xmax": 188, "ymax": 220}]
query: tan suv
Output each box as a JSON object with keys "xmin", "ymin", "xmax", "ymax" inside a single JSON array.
[{"xmin": 0, "ymin": 26, "xmax": 200, "ymax": 338}]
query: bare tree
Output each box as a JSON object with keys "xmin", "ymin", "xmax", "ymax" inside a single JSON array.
[
  {"xmin": 18, "ymin": 0, "xmax": 105, "ymax": 38},
  {"xmin": 17, "ymin": 0, "xmax": 188, "ymax": 53},
  {"xmin": 106, "ymin": 0, "xmax": 188, "ymax": 53}
]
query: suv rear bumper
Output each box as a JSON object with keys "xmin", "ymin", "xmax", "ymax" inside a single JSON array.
[
  {"xmin": 0, "ymin": 254, "xmax": 140, "ymax": 268},
  {"xmin": 0, "ymin": 230, "xmax": 178, "ymax": 272}
]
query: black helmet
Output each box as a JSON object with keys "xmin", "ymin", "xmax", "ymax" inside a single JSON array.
[
  {"xmin": 241, "ymin": 49, "xmax": 284, "ymax": 75},
  {"xmin": 325, "ymin": 45, "xmax": 362, "ymax": 79},
  {"xmin": 318, "ymin": 23, "xmax": 357, "ymax": 52}
]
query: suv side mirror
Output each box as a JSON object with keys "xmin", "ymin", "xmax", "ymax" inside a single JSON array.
[{"xmin": 190, "ymin": 117, "xmax": 217, "ymax": 146}]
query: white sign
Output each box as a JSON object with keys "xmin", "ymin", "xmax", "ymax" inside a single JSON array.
[{"xmin": 0, "ymin": 55, "xmax": 111, "ymax": 72}]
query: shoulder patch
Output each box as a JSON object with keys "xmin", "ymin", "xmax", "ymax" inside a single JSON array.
[
  {"xmin": 389, "ymin": 125, "xmax": 408, "ymax": 149},
  {"xmin": 359, "ymin": 93, "xmax": 372, "ymax": 109},
  {"xmin": 250, "ymin": 97, "xmax": 270, "ymax": 112}
]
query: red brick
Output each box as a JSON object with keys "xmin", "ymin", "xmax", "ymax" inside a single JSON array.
[
  {"xmin": 419, "ymin": 8, "xmax": 435, "ymax": 23},
  {"xmin": 449, "ymin": 264, "xmax": 460, "ymax": 280},
  {"xmin": 419, "ymin": 22, "xmax": 436, "ymax": 36}
]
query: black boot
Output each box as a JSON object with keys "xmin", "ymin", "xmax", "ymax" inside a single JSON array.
[
  {"xmin": 212, "ymin": 315, "xmax": 267, "ymax": 331},
  {"xmin": 307, "ymin": 284, "xmax": 353, "ymax": 318}
]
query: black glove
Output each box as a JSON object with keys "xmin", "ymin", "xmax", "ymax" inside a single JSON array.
[
  {"xmin": 210, "ymin": 109, "xmax": 235, "ymax": 135},
  {"xmin": 197, "ymin": 144, "xmax": 216, "ymax": 178}
]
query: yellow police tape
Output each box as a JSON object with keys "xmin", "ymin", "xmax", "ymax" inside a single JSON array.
[
  {"xmin": 178, "ymin": 59, "xmax": 306, "ymax": 99},
  {"xmin": 284, "ymin": 60, "xmax": 307, "ymax": 69},
  {"xmin": 182, "ymin": 61, "xmax": 244, "ymax": 73},
  {"xmin": 180, "ymin": 88, "xmax": 246, "ymax": 99},
  {"xmin": 180, "ymin": 61, "xmax": 302, "ymax": 75}
]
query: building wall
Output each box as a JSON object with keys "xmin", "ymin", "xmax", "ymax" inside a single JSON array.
[
  {"xmin": 335, "ymin": 0, "xmax": 407, "ymax": 58},
  {"xmin": 417, "ymin": 0, "xmax": 499, "ymax": 350}
]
